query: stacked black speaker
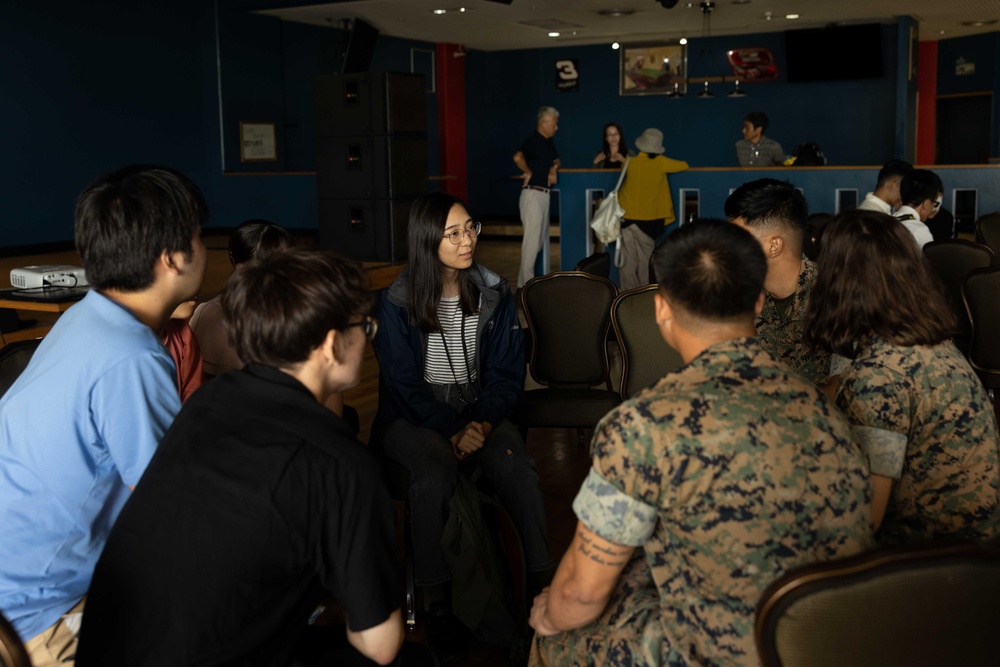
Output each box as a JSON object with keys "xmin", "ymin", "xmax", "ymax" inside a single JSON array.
[{"xmin": 315, "ymin": 72, "xmax": 427, "ymax": 262}]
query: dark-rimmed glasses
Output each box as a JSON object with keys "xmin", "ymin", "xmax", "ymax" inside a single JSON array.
[
  {"xmin": 443, "ymin": 221, "xmax": 482, "ymax": 245},
  {"xmin": 347, "ymin": 315, "xmax": 378, "ymax": 341}
]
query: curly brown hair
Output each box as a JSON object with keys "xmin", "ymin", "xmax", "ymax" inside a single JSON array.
[{"xmin": 804, "ymin": 210, "xmax": 956, "ymax": 357}]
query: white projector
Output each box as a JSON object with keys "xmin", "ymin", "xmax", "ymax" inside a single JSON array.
[{"xmin": 10, "ymin": 265, "xmax": 89, "ymax": 289}]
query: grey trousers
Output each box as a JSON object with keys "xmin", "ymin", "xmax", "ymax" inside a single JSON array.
[
  {"xmin": 518, "ymin": 188, "xmax": 550, "ymax": 288},
  {"xmin": 618, "ymin": 223, "xmax": 656, "ymax": 291}
]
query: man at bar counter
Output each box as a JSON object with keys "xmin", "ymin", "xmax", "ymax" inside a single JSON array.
[
  {"xmin": 513, "ymin": 105, "xmax": 561, "ymax": 291},
  {"xmin": 76, "ymin": 251, "xmax": 403, "ymax": 666}
]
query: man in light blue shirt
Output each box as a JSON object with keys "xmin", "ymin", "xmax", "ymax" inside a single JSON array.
[{"xmin": 0, "ymin": 165, "xmax": 208, "ymax": 665}]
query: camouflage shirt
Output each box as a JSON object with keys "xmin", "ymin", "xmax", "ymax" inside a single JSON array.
[
  {"xmin": 837, "ymin": 336, "xmax": 1000, "ymax": 544},
  {"xmin": 541, "ymin": 337, "xmax": 874, "ymax": 667},
  {"xmin": 755, "ymin": 257, "xmax": 831, "ymax": 384}
]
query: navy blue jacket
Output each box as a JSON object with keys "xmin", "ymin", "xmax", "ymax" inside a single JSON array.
[{"xmin": 373, "ymin": 264, "xmax": 525, "ymax": 439}]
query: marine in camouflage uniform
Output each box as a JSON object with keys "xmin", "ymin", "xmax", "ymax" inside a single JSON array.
[
  {"xmin": 838, "ymin": 335, "xmax": 1000, "ymax": 544},
  {"xmin": 531, "ymin": 337, "xmax": 874, "ymax": 667},
  {"xmin": 755, "ymin": 257, "xmax": 831, "ymax": 385}
]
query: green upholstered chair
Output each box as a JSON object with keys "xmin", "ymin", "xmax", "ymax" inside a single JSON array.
[
  {"xmin": 975, "ymin": 211, "xmax": 1000, "ymax": 258},
  {"xmin": 610, "ymin": 285, "xmax": 684, "ymax": 400},
  {"xmin": 514, "ymin": 271, "xmax": 621, "ymax": 439},
  {"xmin": 923, "ymin": 239, "xmax": 995, "ymax": 356},
  {"xmin": 963, "ymin": 265, "xmax": 1000, "ymax": 418},
  {"xmin": 755, "ymin": 539, "xmax": 1000, "ymax": 667}
]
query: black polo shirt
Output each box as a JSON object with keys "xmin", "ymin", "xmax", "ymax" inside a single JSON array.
[
  {"xmin": 519, "ymin": 131, "xmax": 559, "ymax": 188},
  {"xmin": 76, "ymin": 364, "xmax": 399, "ymax": 667}
]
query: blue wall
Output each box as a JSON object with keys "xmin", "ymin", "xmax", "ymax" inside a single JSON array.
[
  {"xmin": 467, "ymin": 24, "xmax": 901, "ymax": 218},
  {"xmin": 0, "ymin": 1, "xmax": 440, "ymax": 248},
  {"xmin": 937, "ymin": 32, "xmax": 1000, "ymax": 158}
]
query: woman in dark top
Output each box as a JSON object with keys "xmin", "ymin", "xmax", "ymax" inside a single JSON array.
[
  {"xmin": 373, "ymin": 192, "xmax": 553, "ymax": 660},
  {"xmin": 593, "ymin": 122, "xmax": 630, "ymax": 168}
]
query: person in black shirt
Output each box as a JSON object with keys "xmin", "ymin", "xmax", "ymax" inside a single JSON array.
[
  {"xmin": 76, "ymin": 251, "xmax": 403, "ymax": 667},
  {"xmin": 513, "ymin": 106, "xmax": 561, "ymax": 289}
]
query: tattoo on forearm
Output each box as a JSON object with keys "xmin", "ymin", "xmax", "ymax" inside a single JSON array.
[{"xmin": 576, "ymin": 531, "xmax": 629, "ymax": 566}]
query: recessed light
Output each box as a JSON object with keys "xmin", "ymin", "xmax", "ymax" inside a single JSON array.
[
  {"xmin": 548, "ymin": 31, "xmax": 560, "ymax": 37},
  {"xmin": 961, "ymin": 19, "xmax": 998, "ymax": 27},
  {"xmin": 679, "ymin": 37, "xmax": 688, "ymax": 44},
  {"xmin": 432, "ymin": 8, "xmax": 447, "ymax": 14},
  {"xmin": 612, "ymin": 42, "xmax": 620, "ymax": 49},
  {"xmin": 940, "ymin": 29, "xmax": 947, "ymax": 34},
  {"xmin": 598, "ymin": 9, "xmax": 636, "ymax": 17},
  {"xmin": 785, "ymin": 13, "xmax": 799, "ymax": 19}
]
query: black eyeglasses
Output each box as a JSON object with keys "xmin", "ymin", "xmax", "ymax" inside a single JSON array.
[
  {"xmin": 443, "ymin": 221, "xmax": 482, "ymax": 245},
  {"xmin": 346, "ymin": 315, "xmax": 378, "ymax": 341}
]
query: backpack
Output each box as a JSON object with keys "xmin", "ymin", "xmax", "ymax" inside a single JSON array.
[
  {"xmin": 441, "ymin": 472, "xmax": 528, "ymax": 658},
  {"xmin": 792, "ymin": 142, "xmax": 827, "ymax": 166}
]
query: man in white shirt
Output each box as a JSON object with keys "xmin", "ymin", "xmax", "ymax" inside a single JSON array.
[
  {"xmin": 893, "ymin": 168, "xmax": 942, "ymax": 249},
  {"xmin": 858, "ymin": 159, "xmax": 912, "ymax": 214}
]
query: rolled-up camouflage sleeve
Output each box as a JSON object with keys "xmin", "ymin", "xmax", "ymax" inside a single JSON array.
[
  {"xmin": 572, "ymin": 468, "xmax": 658, "ymax": 547},
  {"xmin": 852, "ymin": 425, "xmax": 907, "ymax": 479}
]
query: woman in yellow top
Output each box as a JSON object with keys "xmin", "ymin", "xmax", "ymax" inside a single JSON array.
[{"xmin": 617, "ymin": 128, "xmax": 689, "ymax": 290}]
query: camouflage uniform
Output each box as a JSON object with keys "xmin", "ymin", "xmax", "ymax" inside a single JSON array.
[
  {"xmin": 755, "ymin": 257, "xmax": 831, "ymax": 384},
  {"xmin": 837, "ymin": 336, "xmax": 1000, "ymax": 544},
  {"xmin": 531, "ymin": 337, "xmax": 874, "ymax": 667}
]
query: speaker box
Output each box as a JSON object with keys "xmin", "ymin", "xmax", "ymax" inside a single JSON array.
[
  {"xmin": 318, "ymin": 198, "xmax": 413, "ymax": 263},
  {"xmin": 316, "ymin": 135, "xmax": 427, "ymax": 199},
  {"xmin": 315, "ymin": 73, "xmax": 426, "ymax": 137}
]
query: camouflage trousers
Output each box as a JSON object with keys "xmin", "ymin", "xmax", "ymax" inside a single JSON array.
[{"xmin": 530, "ymin": 552, "xmax": 681, "ymax": 666}]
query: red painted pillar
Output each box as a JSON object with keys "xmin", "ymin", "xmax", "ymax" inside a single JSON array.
[
  {"xmin": 435, "ymin": 43, "xmax": 468, "ymax": 202},
  {"xmin": 916, "ymin": 40, "xmax": 938, "ymax": 165}
]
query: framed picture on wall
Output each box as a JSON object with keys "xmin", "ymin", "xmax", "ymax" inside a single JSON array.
[
  {"xmin": 620, "ymin": 42, "xmax": 687, "ymax": 96},
  {"xmin": 239, "ymin": 122, "xmax": 277, "ymax": 162}
]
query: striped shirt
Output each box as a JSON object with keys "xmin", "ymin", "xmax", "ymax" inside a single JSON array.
[{"xmin": 425, "ymin": 295, "xmax": 479, "ymax": 385}]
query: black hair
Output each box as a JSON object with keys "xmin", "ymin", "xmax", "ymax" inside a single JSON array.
[
  {"xmin": 900, "ymin": 169, "xmax": 943, "ymax": 208},
  {"xmin": 724, "ymin": 178, "xmax": 808, "ymax": 245},
  {"xmin": 222, "ymin": 249, "xmax": 369, "ymax": 367},
  {"xmin": 75, "ymin": 165, "xmax": 208, "ymax": 291},
  {"xmin": 875, "ymin": 159, "xmax": 913, "ymax": 190},
  {"xmin": 743, "ymin": 111, "xmax": 769, "ymax": 134},
  {"xmin": 406, "ymin": 192, "xmax": 479, "ymax": 333},
  {"xmin": 652, "ymin": 219, "xmax": 767, "ymax": 322},
  {"xmin": 228, "ymin": 219, "xmax": 293, "ymax": 266},
  {"xmin": 601, "ymin": 122, "xmax": 625, "ymax": 159}
]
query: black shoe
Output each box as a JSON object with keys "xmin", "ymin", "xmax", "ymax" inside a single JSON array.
[{"xmin": 425, "ymin": 603, "xmax": 470, "ymax": 665}]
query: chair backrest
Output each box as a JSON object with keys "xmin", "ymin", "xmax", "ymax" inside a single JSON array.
[
  {"xmin": 574, "ymin": 251, "xmax": 611, "ymax": 278},
  {"xmin": 521, "ymin": 271, "xmax": 617, "ymax": 387},
  {"xmin": 755, "ymin": 539, "xmax": 1000, "ymax": 667},
  {"xmin": 923, "ymin": 240, "xmax": 996, "ymax": 340},
  {"xmin": 0, "ymin": 610, "xmax": 31, "ymax": 667},
  {"xmin": 975, "ymin": 211, "xmax": 1000, "ymax": 257},
  {"xmin": 0, "ymin": 338, "xmax": 43, "ymax": 399},
  {"xmin": 963, "ymin": 265, "xmax": 1000, "ymax": 373},
  {"xmin": 611, "ymin": 285, "xmax": 684, "ymax": 399}
]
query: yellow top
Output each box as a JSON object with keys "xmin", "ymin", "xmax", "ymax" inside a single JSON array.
[{"xmin": 617, "ymin": 154, "xmax": 689, "ymax": 223}]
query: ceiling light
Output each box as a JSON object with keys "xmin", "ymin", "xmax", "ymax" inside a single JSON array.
[
  {"xmin": 785, "ymin": 14, "xmax": 799, "ymax": 19},
  {"xmin": 612, "ymin": 42, "xmax": 620, "ymax": 49},
  {"xmin": 459, "ymin": 7, "xmax": 466, "ymax": 11},
  {"xmin": 548, "ymin": 31, "xmax": 560, "ymax": 37},
  {"xmin": 961, "ymin": 19, "xmax": 998, "ymax": 27},
  {"xmin": 598, "ymin": 9, "xmax": 636, "ymax": 17},
  {"xmin": 679, "ymin": 37, "xmax": 688, "ymax": 44},
  {"xmin": 432, "ymin": 8, "xmax": 447, "ymax": 14}
]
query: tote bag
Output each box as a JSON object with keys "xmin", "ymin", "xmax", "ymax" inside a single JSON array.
[{"xmin": 590, "ymin": 157, "xmax": 630, "ymax": 245}]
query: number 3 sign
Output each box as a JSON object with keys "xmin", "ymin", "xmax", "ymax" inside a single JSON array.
[{"xmin": 555, "ymin": 59, "xmax": 579, "ymax": 92}]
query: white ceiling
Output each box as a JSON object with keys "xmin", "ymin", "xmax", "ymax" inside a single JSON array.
[{"xmin": 259, "ymin": 0, "xmax": 1000, "ymax": 51}]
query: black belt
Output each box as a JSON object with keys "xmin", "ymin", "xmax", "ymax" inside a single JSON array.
[{"xmin": 523, "ymin": 185, "xmax": 550, "ymax": 194}]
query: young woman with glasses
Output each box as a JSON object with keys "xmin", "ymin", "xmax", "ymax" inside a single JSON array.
[{"xmin": 372, "ymin": 192, "xmax": 553, "ymax": 662}]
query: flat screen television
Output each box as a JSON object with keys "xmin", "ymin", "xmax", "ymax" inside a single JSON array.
[
  {"xmin": 343, "ymin": 18, "xmax": 379, "ymax": 74},
  {"xmin": 784, "ymin": 23, "xmax": 883, "ymax": 82}
]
